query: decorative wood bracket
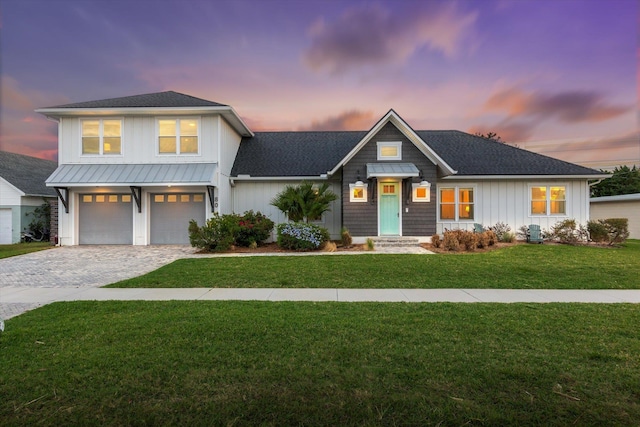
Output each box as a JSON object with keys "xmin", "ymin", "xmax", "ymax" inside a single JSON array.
[
  {"xmin": 206, "ymin": 186, "xmax": 216, "ymax": 212},
  {"xmin": 130, "ymin": 186, "xmax": 142, "ymax": 213},
  {"xmin": 54, "ymin": 187, "xmax": 69, "ymax": 214}
]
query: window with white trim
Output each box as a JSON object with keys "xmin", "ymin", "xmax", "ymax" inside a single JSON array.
[
  {"xmin": 530, "ymin": 185, "xmax": 566, "ymax": 215},
  {"xmin": 349, "ymin": 183, "xmax": 368, "ymax": 202},
  {"xmin": 439, "ymin": 187, "xmax": 474, "ymax": 220},
  {"xmin": 412, "ymin": 182, "xmax": 431, "ymax": 202},
  {"xmin": 158, "ymin": 118, "xmax": 199, "ymax": 154},
  {"xmin": 82, "ymin": 119, "xmax": 122, "ymax": 155},
  {"xmin": 377, "ymin": 141, "xmax": 402, "ymax": 160}
]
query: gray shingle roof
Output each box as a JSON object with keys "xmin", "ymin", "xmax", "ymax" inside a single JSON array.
[
  {"xmin": 45, "ymin": 91, "xmax": 227, "ymax": 109},
  {"xmin": 231, "ymin": 129, "xmax": 603, "ymax": 178},
  {"xmin": 418, "ymin": 130, "xmax": 602, "ymax": 176},
  {"xmin": 0, "ymin": 151, "xmax": 57, "ymax": 196},
  {"xmin": 231, "ymin": 131, "xmax": 366, "ymax": 177}
]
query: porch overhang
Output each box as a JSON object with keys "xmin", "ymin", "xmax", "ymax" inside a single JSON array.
[
  {"xmin": 45, "ymin": 163, "xmax": 218, "ymax": 187},
  {"xmin": 366, "ymin": 163, "xmax": 420, "ymax": 179}
]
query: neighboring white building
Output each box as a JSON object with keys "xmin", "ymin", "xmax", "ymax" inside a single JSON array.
[
  {"xmin": 590, "ymin": 193, "xmax": 640, "ymax": 239},
  {"xmin": 39, "ymin": 91, "xmax": 608, "ymax": 246},
  {"xmin": 0, "ymin": 151, "xmax": 57, "ymax": 244}
]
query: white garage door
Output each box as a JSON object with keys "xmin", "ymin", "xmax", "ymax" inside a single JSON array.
[
  {"xmin": 150, "ymin": 193, "xmax": 206, "ymax": 244},
  {"xmin": 79, "ymin": 194, "xmax": 133, "ymax": 244},
  {"xmin": 0, "ymin": 208, "xmax": 12, "ymax": 244}
]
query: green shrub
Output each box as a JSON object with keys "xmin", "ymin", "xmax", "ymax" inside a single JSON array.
[
  {"xmin": 235, "ymin": 210, "xmax": 274, "ymax": 247},
  {"xmin": 341, "ymin": 227, "xmax": 353, "ymax": 247},
  {"xmin": 501, "ymin": 231, "xmax": 516, "ymax": 243},
  {"xmin": 599, "ymin": 218, "xmax": 630, "ymax": 245},
  {"xmin": 366, "ymin": 238, "xmax": 375, "ymax": 251},
  {"xmin": 587, "ymin": 220, "xmax": 608, "ymax": 243},
  {"xmin": 188, "ymin": 214, "xmax": 239, "ymax": 252},
  {"xmin": 549, "ymin": 219, "xmax": 588, "ymax": 244},
  {"xmin": 276, "ymin": 222, "xmax": 330, "ymax": 251}
]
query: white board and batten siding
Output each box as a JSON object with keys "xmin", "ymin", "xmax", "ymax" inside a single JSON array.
[
  {"xmin": 216, "ymin": 118, "xmax": 243, "ymax": 215},
  {"xmin": 436, "ymin": 179, "xmax": 591, "ymax": 234},
  {"xmin": 57, "ymin": 115, "xmax": 221, "ymax": 164},
  {"xmin": 232, "ymin": 181, "xmax": 343, "ymax": 240}
]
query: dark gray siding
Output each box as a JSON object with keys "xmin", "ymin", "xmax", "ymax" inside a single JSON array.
[{"xmin": 342, "ymin": 122, "xmax": 437, "ymax": 237}]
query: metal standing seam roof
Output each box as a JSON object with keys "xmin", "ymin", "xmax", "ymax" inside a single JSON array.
[
  {"xmin": 46, "ymin": 163, "xmax": 217, "ymax": 186},
  {"xmin": 366, "ymin": 163, "xmax": 420, "ymax": 178}
]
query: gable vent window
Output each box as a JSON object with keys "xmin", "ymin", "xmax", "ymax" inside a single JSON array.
[
  {"xmin": 377, "ymin": 141, "xmax": 402, "ymax": 160},
  {"xmin": 82, "ymin": 119, "xmax": 122, "ymax": 155},
  {"xmin": 158, "ymin": 118, "xmax": 199, "ymax": 155}
]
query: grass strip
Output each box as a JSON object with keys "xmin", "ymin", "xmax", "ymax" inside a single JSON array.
[
  {"xmin": 0, "ymin": 242, "xmax": 52, "ymax": 259},
  {"xmin": 108, "ymin": 240, "xmax": 640, "ymax": 289},
  {"xmin": 1, "ymin": 301, "xmax": 639, "ymax": 426}
]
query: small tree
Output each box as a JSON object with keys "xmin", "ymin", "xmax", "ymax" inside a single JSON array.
[
  {"xmin": 591, "ymin": 165, "xmax": 640, "ymax": 197},
  {"xmin": 25, "ymin": 200, "xmax": 51, "ymax": 240},
  {"xmin": 271, "ymin": 181, "xmax": 338, "ymax": 223}
]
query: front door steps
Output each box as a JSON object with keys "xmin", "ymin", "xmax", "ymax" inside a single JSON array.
[{"xmin": 370, "ymin": 237, "xmax": 421, "ymax": 248}]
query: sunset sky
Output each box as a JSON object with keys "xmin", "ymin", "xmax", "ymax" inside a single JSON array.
[{"xmin": 1, "ymin": 0, "xmax": 638, "ymax": 170}]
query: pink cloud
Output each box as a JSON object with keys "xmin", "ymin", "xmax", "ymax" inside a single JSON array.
[
  {"xmin": 484, "ymin": 86, "xmax": 631, "ymax": 124},
  {"xmin": 299, "ymin": 110, "xmax": 376, "ymax": 131},
  {"xmin": 0, "ymin": 75, "xmax": 68, "ymax": 160},
  {"xmin": 303, "ymin": 3, "xmax": 477, "ymax": 74}
]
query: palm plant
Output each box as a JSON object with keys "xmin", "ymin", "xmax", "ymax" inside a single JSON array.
[{"xmin": 271, "ymin": 181, "xmax": 338, "ymax": 223}]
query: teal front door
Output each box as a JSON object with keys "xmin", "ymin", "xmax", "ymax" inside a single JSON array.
[{"xmin": 379, "ymin": 182, "xmax": 400, "ymax": 235}]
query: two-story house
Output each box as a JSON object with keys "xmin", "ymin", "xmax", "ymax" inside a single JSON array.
[{"xmin": 39, "ymin": 91, "xmax": 607, "ymax": 245}]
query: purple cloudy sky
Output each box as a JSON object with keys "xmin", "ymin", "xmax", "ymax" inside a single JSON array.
[{"xmin": 1, "ymin": 0, "xmax": 638, "ymax": 169}]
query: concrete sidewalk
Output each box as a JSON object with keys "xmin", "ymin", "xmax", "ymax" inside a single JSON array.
[{"xmin": 3, "ymin": 287, "xmax": 640, "ymax": 319}]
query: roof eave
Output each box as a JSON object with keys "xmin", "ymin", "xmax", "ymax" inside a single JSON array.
[
  {"xmin": 441, "ymin": 174, "xmax": 612, "ymax": 180},
  {"xmin": 231, "ymin": 175, "xmax": 329, "ymax": 182}
]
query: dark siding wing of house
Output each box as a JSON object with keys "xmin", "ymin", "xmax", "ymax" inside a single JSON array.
[
  {"xmin": 231, "ymin": 131, "xmax": 366, "ymax": 177},
  {"xmin": 418, "ymin": 130, "xmax": 602, "ymax": 176},
  {"xmin": 44, "ymin": 91, "xmax": 227, "ymax": 109},
  {"xmin": 0, "ymin": 151, "xmax": 57, "ymax": 197},
  {"xmin": 342, "ymin": 122, "xmax": 437, "ymax": 236}
]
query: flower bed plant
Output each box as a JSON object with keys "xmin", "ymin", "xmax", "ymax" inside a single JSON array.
[
  {"xmin": 189, "ymin": 211, "xmax": 274, "ymax": 252},
  {"xmin": 276, "ymin": 222, "xmax": 330, "ymax": 251}
]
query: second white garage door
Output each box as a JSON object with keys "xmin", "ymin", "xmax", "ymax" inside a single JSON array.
[{"xmin": 150, "ymin": 193, "xmax": 206, "ymax": 244}]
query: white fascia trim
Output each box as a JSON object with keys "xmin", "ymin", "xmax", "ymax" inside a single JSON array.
[
  {"xmin": 45, "ymin": 182, "xmax": 212, "ymax": 187},
  {"xmin": 0, "ymin": 176, "xmax": 26, "ymax": 196},
  {"xmin": 590, "ymin": 193, "xmax": 640, "ymax": 203},
  {"xmin": 327, "ymin": 109, "xmax": 456, "ymax": 176},
  {"xmin": 441, "ymin": 174, "xmax": 611, "ymax": 180},
  {"xmin": 35, "ymin": 106, "xmax": 254, "ymax": 137},
  {"xmin": 231, "ymin": 175, "xmax": 329, "ymax": 182}
]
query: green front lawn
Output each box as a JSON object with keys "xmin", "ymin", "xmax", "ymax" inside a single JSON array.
[
  {"xmin": 108, "ymin": 240, "xmax": 640, "ymax": 289},
  {"xmin": 0, "ymin": 242, "xmax": 52, "ymax": 259},
  {"xmin": 2, "ymin": 302, "xmax": 638, "ymax": 426}
]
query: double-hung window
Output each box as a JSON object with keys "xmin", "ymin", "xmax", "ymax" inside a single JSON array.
[
  {"xmin": 82, "ymin": 119, "xmax": 122, "ymax": 155},
  {"xmin": 158, "ymin": 118, "xmax": 199, "ymax": 155},
  {"xmin": 530, "ymin": 185, "xmax": 566, "ymax": 215},
  {"xmin": 439, "ymin": 187, "xmax": 474, "ymax": 220}
]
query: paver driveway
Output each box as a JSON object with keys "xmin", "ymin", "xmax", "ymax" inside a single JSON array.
[{"xmin": 0, "ymin": 245, "xmax": 197, "ymax": 319}]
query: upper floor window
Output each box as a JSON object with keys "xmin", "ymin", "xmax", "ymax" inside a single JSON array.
[
  {"xmin": 439, "ymin": 187, "xmax": 474, "ymax": 220},
  {"xmin": 82, "ymin": 119, "xmax": 121, "ymax": 155},
  {"xmin": 158, "ymin": 118, "xmax": 199, "ymax": 155},
  {"xmin": 377, "ymin": 141, "xmax": 402, "ymax": 160},
  {"xmin": 530, "ymin": 185, "xmax": 566, "ymax": 215}
]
